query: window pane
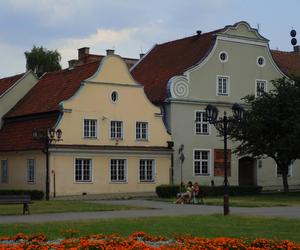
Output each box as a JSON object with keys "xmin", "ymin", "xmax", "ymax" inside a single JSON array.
[
  {"xmin": 194, "ymin": 150, "xmax": 210, "ymax": 176},
  {"xmin": 75, "ymin": 159, "xmax": 91, "ymax": 182}
]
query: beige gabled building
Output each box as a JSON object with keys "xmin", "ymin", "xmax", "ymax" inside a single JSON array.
[{"xmin": 0, "ymin": 52, "xmax": 172, "ymax": 197}]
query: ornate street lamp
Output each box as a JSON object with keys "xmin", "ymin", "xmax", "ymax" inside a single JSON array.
[
  {"xmin": 205, "ymin": 103, "xmax": 244, "ymax": 215},
  {"xmin": 32, "ymin": 128, "xmax": 62, "ymax": 200}
]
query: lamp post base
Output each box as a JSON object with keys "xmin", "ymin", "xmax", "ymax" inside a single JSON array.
[{"xmin": 223, "ymin": 194, "xmax": 229, "ymax": 215}]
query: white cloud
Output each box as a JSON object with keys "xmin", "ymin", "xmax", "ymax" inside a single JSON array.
[
  {"xmin": 49, "ymin": 27, "xmax": 139, "ymax": 68},
  {"xmin": 0, "ymin": 43, "xmax": 26, "ymax": 77}
]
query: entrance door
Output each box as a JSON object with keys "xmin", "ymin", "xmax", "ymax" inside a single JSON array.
[{"xmin": 238, "ymin": 157, "xmax": 256, "ymax": 186}]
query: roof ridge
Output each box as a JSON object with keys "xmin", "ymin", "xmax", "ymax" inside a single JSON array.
[
  {"xmin": 157, "ymin": 29, "xmax": 219, "ymax": 47},
  {"xmin": 0, "ymin": 72, "xmax": 25, "ymax": 81}
]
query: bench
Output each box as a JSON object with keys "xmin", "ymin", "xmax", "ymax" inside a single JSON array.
[{"xmin": 0, "ymin": 195, "xmax": 32, "ymax": 215}]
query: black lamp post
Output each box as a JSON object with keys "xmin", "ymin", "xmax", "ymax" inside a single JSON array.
[
  {"xmin": 178, "ymin": 144, "xmax": 185, "ymax": 193},
  {"xmin": 205, "ymin": 103, "xmax": 244, "ymax": 215},
  {"xmin": 32, "ymin": 128, "xmax": 62, "ymax": 200}
]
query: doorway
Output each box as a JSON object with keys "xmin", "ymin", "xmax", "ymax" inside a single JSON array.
[{"xmin": 238, "ymin": 157, "xmax": 256, "ymax": 186}]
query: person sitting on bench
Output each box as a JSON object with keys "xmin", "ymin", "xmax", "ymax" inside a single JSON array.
[
  {"xmin": 175, "ymin": 181, "xmax": 193, "ymax": 204},
  {"xmin": 192, "ymin": 182, "xmax": 204, "ymax": 204}
]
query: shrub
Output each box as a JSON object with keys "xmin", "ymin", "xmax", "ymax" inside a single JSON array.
[
  {"xmin": 156, "ymin": 184, "xmax": 182, "ymax": 198},
  {"xmin": 0, "ymin": 189, "xmax": 44, "ymax": 200}
]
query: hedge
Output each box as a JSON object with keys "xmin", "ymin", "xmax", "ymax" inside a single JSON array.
[
  {"xmin": 0, "ymin": 189, "xmax": 44, "ymax": 200},
  {"xmin": 156, "ymin": 184, "xmax": 262, "ymax": 198}
]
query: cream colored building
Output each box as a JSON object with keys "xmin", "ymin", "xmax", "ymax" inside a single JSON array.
[{"xmin": 0, "ymin": 54, "xmax": 172, "ymax": 197}]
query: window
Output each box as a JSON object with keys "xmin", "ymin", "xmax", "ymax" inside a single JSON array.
[
  {"xmin": 111, "ymin": 91, "xmax": 118, "ymax": 103},
  {"xmin": 136, "ymin": 122, "xmax": 148, "ymax": 140},
  {"xmin": 257, "ymin": 56, "xmax": 265, "ymax": 67},
  {"xmin": 256, "ymin": 80, "xmax": 267, "ymax": 97},
  {"xmin": 75, "ymin": 158, "xmax": 92, "ymax": 182},
  {"xmin": 219, "ymin": 51, "xmax": 228, "ymax": 62},
  {"xmin": 139, "ymin": 159, "xmax": 155, "ymax": 182},
  {"xmin": 84, "ymin": 119, "xmax": 97, "ymax": 138},
  {"xmin": 195, "ymin": 111, "xmax": 209, "ymax": 135},
  {"xmin": 194, "ymin": 150, "xmax": 210, "ymax": 176},
  {"xmin": 111, "ymin": 121, "xmax": 123, "ymax": 139},
  {"xmin": 277, "ymin": 164, "xmax": 292, "ymax": 177},
  {"xmin": 217, "ymin": 76, "xmax": 229, "ymax": 96},
  {"xmin": 0, "ymin": 160, "xmax": 8, "ymax": 183},
  {"xmin": 110, "ymin": 159, "xmax": 127, "ymax": 182},
  {"xmin": 27, "ymin": 159, "xmax": 35, "ymax": 183}
]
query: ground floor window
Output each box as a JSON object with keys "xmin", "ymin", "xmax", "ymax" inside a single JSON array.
[
  {"xmin": 110, "ymin": 159, "xmax": 127, "ymax": 182},
  {"xmin": 75, "ymin": 158, "xmax": 92, "ymax": 182},
  {"xmin": 194, "ymin": 150, "xmax": 210, "ymax": 176},
  {"xmin": 139, "ymin": 159, "xmax": 155, "ymax": 182},
  {"xmin": 0, "ymin": 160, "xmax": 8, "ymax": 183},
  {"xmin": 27, "ymin": 159, "xmax": 35, "ymax": 183}
]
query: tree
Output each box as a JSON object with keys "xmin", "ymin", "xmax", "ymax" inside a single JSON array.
[
  {"xmin": 230, "ymin": 77, "xmax": 300, "ymax": 193},
  {"xmin": 25, "ymin": 46, "xmax": 61, "ymax": 77}
]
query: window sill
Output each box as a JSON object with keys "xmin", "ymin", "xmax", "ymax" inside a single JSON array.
[
  {"xmin": 74, "ymin": 181, "xmax": 93, "ymax": 184},
  {"xmin": 136, "ymin": 139, "xmax": 149, "ymax": 142},
  {"xmin": 139, "ymin": 181, "xmax": 155, "ymax": 183},
  {"xmin": 110, "ymin": 181, "xmax": 128, "ymax": 184},
  {"xmin": 83, "ymin": 137, "xmax": 98, "ymax": 140}
]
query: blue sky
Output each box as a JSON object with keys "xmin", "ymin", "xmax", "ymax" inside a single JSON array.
[{"xmin": 0, "ymin": 0, "xmax": 299, "ymax": 77}]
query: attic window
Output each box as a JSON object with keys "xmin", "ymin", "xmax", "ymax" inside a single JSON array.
[
  {"xmin": 257, "ymin": 56, "xmax": 265, "ymax": 67},
  {"xmin": 111, "ymin": 91, "xmax": 118, "ymax": 103},
  {"xmin": 219, "ymin": 51, "xmax": 228, "ymax": 63}
]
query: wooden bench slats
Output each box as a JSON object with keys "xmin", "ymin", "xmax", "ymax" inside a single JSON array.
[{"xmin": 0, "ymin": 195, "xmax": 32, "ymax": 215}]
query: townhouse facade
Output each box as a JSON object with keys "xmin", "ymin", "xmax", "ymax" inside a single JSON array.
[
  {"xmin": 132, "ymin": 21, "xmax": 300, "ymax": 190},
  {"xmin": 0, "ymin": 53, "xmax": 172, "ymax": 196}
]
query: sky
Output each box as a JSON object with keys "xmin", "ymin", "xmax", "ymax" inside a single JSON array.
[{"xmin": 0, "ymin": 0, "xmax": 299, "ymax": 77}]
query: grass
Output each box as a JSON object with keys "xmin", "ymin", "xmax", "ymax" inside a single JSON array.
[
  {"xmin": 0, "ymin": 215, "xmax": 300, "ymax": 242},
  {"xmin": 152, "ymin": 192, "xmax": 300, "ymax": 207},
  {"xmin": 0, "ymin": 200, "xmax": 143, "ymax": 215}
]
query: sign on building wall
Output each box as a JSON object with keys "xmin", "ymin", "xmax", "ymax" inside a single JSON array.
[{"xmin": 214, "ymin": 149, "xmax": 231, "ymax": 176}]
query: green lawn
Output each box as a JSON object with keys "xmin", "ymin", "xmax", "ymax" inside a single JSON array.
[
  {"xmin": 0, "ymin": 200, "xmax": 142, "ymax": 215},
  {"xmin": 153, "ymin": 192, "xmax": 300, "ymax": 207},
  {"xmin": 0, "ymin": 215, "xmax": 300, "ymax": 242}
]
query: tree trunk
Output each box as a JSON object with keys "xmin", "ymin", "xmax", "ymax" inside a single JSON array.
[{"xmin": 281, "ymin": 169, "xmax": 289, "ymax": 194}]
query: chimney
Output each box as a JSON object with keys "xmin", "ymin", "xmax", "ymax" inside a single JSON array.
[
  {"xmin": 196, "ymin": 30, "xmax": 202, "ymax": 36},
  {"xmin": 78, "ymin": 47, "xmax": 90, "ymax": 60},
  {"xmin": 106, "ymin": 49, "xmax": 115, "ymax": 55},
  {"xmin": 68, "ymin": 59, "xmax": 77, "ymax": 68},
  {"xmin": 294, "ymin": 45, "xmax": 300, "ymax": 53},
  {"xmin": 139, "ymin": 53, "xmax": 145, "ymax": 59}
]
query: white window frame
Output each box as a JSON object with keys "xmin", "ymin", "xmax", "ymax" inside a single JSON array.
[
  {"xmin": 255, "ymin": 79, "xmax": 267, "ymax": 97},
  {"xmin": 74, "ymin": 158, "xmax": 93, "ymax": 183},
  {"xmin": 216, "ymin": 75, "xmax": 230, "ymax": 96},
  {"xmin": 27, "ymin": 159, "xmax": 35, "ymax": 184},
  {"xmin": 139, "ymin": 159, "xmax": 155, "ymax": 182},
  {"xmin": 83, "ymin": 119, "xmax": 98, "ymax": 139},
  {"xmin": 195, "ymin": 110, "xmax": 210, "ymax": 135},
  {"xmin": 276, "ymin": 164, "xmax": 292, "ymax": 177},
  {"xmin": 136, "ymin": 121, "xmax": 149, "ymax": 140},
  {"xmin": 257, "ymin": 56, "xmax": 266, "ymax": 67},
  {"xmin": 110, "ymin": 121, "xmax": 123, "ymax": 140},
  {"xmin": 193, "ymin": 149, "xmax": 211, "ymax": 176},
  {"xmin": 0, "ymin": 160, "xmax": 8, "ymax": 183},
  {"xmin": 111, "ymin": 90, "xmax": 119, "ymax": 103},
  {"xmin": 110, "ymin": 159, "xmax": 127, "ymax": 183},
  {"xmin": 219, "ymin": 51, "xmax": 228, "ymax": 63}
]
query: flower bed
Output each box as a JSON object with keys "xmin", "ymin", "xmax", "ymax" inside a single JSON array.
[{"xmin": 0, "ymin": 232, "xmax": 299, "ymax": 249}]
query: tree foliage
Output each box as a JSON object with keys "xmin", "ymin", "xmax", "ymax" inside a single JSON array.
[
  {"xmin": 230, "ymin": 77, "xmax": 300, "ymax": 193},
  {"xmin": 25, "ymin": 46, "xmax": 61, "ymax": 77}
]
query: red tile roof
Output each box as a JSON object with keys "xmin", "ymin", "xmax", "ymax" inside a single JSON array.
[
  {"xmin": 0, "ymin": 73, "xmax": 25, "ymax": 96},
  {"xmin": 6, "ymin": 61, "xmax": 100, "ymax": 118},
  {"xmin": 0, "ymin": 113, "xmax": 59, "ymax": 151},
  {"xmin": 131, "ymin": 31, "xmax": 217, "ymax": 104},
  {"xmin": 271, "ymin": 50, "xmax": 300, "ymax": 77}
]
